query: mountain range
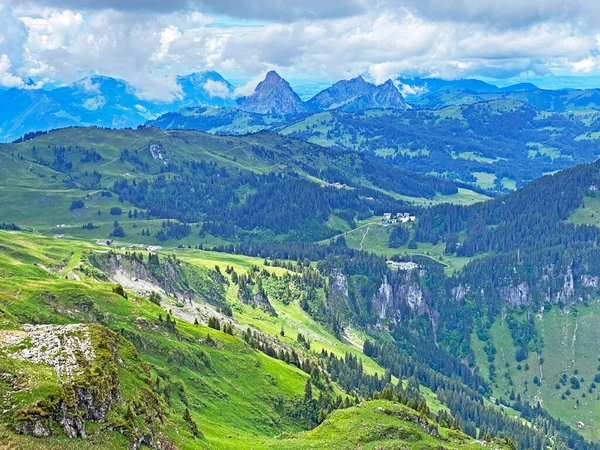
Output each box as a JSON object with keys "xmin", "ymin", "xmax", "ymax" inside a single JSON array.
[
  {"xmin": 0, "ymin": 71, "xmax": 234, "ymax": 142},
  {"xmin": 7, "ymin": 68, "xmax": 600, "ymax": 146}
]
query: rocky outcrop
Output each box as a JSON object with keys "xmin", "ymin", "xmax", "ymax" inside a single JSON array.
[
  {"xmin": 2, "ymin": 325, "xmax": 121, "ymax": 440},
  {"xmin": 148, "ymin": 141, "xmax": 165, "ymax": 160},
  {"xmin": 326, "ymin": 269, "xmax": 350, "ymax": 318},
  {"xmin": 89, "ymin": 252, "xmax": 194, "ymax": 302},
  {"xmin": 500, "ymin": 282, "xmax": 532, "ymax": 307},
  {"xmin": 376, "ymin": 406, "xmax": 440, "ymax": 438},
  {"xmin": 306, "ymin": 76, "xmax": 374, "ymax": 111},
  {"xmin": 307, "ymin": 76, "xmax": 408, "ymax": 112},
  {"xmin": 373, "ymin": 270, "xmax": 428, "ymax": 322},
  {"xmin": 238, "ymin": 288, "xmax": 274, "ymax": 313},
  {"xmin": 7, "ymin": 324, "xmax": 95, "ymax": 378},
  {"xmin": 237, "ymin": 71, "xmax": 307, "ymax": 115}
]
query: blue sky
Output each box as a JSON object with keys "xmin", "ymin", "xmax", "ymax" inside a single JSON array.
[{"xmin": 2, "ymin": 1, "xmax": 600, "ymax": 100}]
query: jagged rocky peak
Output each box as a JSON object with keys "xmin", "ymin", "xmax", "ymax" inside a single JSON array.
[
  {"xmin": 308, "ymin": 75, "xmax": 408, "ymax": 112},
  {"xmin": 306, "ymin": 75, "xmax": 375, "ymax": 111},
  {"xmin": 373, "ymin": 79, "xmax": 408, "ymax": 110},
  {"xmin": 236, "ymin": 70, "xmax": 307, "ymax": 115}
]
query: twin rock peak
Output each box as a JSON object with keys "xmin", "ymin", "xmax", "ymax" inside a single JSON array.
[{"xmin": 237, "ymin": 71, "xmax": 408, "ymax": 116}]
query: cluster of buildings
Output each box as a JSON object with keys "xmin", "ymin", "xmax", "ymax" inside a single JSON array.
[
  {"xmin": 386, "ymin": 261, "xmax": 419, "ymax": 270},
  {"xmin": 382, "ymin": 212, "xmax": 416, "ymax": 225}
]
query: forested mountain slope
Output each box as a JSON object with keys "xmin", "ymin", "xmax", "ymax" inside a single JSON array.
[
  {"xmin": 280, "ymin": 102, "xmax": 600, "ymax": 188},
  {"xmin": 148, "ymin": 99, "xmax": 600, "ymax": 191},
  {"xmin": 0, "ymin": 126, "xmax": 486, "ymax": 244},
  {"xmin": 0, "ymin": 230, "xmax": 521, "ymax": 450},
  {"xmin": 4, "ymin": 125, "xmax": 600, "ymax": 447}
]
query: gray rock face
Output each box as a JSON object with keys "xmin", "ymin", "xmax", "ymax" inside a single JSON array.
[
  {"xmin": 372, "ymin": 80, "xmax": 409, "ymax": 110},
  {"xmin": 239, "ymin": 290, "xmax": 274, "ymax": 313},
  {"xmin": 500, "ymin": 281, "xmax": 532, "ymax": 307},
  {"xmin": 236, "ymin": 71, "xmax": 307, "ymax": 115},
  {"xmin": 4, "ymin": 324, "xmax": 120, "ymax": 440},
  {"xmin": 149, "ymin": 141, "xmax": 165, "ymax": 160},
  {"xmin": 326, "ymin": 269, "xmax": 350, "ymax": 317},
  {"xmin": 373, "ymin": 270, "xmax": 427, "ymax": 322},
  {"xmin": 307, "ymin": 77, "xmax": 408, "ymax": 112},
  {"xmin": 15, "ymin": 419, "xmax": 51, "ymax": 438},
  {"xmin": 306, "ymin": 76, "xmax": 373, "ymax": 111},
  {"xmin": 92, "ymin": 253, "xmax": 194, "ymax": 302}
]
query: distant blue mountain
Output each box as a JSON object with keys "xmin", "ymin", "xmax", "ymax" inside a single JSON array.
[
  {"xmin": 398, "ymin": 76, "xmax": 539, "ymax": 99},
  {"xmin": 177, "ymin": 71, "xmax": 235, "ymax": 108},
  {"xmin": 0, "ymin": 71, "xmax": 236, "ymax": 142}
]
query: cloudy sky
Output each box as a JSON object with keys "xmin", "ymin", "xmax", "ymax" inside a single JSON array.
[{"xmin": 2, "ymin": 0, "xmax": 600, "ymax": 100}]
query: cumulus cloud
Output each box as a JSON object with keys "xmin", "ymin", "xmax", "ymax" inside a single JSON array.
[
  {"xmin": 382, "ymin": 0, "xmax": 600, "ymax": 29},
  {"xmin": 6, "ymin": 0, "xmax": 366, "ymax": 21},
  {"xmin": 0, "ymin": 54, "xmax": 23, "ymax": 86},
  {"xmin": 398, "ymin": 83, "xmax": 428, "ymax": 97},
  {"xmin": 3, "ymin": 1, "xmax": 600, "ymax": 99},
  {"xmin": 203, "ymin": 79, "xmax": 231, "ymax": 98},
  {"xmin": 232, "ymin": 73, "xmax": 267, "ymax": 98},
  {"xmin": 571, "ymin": 57, "xmax": 600, "ymax": 74},
  {"xmin": 0, "ymin": 4, "xmax": 27, "ymax": 86}
]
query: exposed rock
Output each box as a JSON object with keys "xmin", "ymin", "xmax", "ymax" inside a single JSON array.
[
  {"xmin": 500, "ymin": 282, "xmax": 531, "ymax": 307},
  {"xmin": 236, "ymin": 71, "xmax": 307, "ymax": 115},
  {"xmin": 14, "ymin": 418, "xmax": 51, "ymax": 437},
  {"xmin": 582, "ymin": 274, "xmax": 599, "ymax": 288},
  {"xmin": 306, "ymin": 76, "xmax": 373, "ymax": 111},
  {"xmin": 1, "ymin": 325, "xmax": 120, "ymax": 440},
  {"xmin": 377, "ymin": 406, "xmax": 440, "ymax": 438},
  {"xmin": 373, "ymin": 270, "xmax": 427, "ymax": 322},
  {"xmin": 326, "ymin": 269, "xmax": 349, "ymax": 317},
  {"xmin": 307, "ymin": 76, "xmax": 408, "ymax": 112},
  {"xmin": 148, "ymin": 141, "xmax": 165, "ymax": 160},
  {"xmin": 451, "ymin": 284, "xmax": 470, "ymax": 303},
  {"xmin": 238, "ymin": 289, "xmax": 274, "ymax": 313},
  {"xmin": 6, "ymin": 324, "xmax": 95, "ymax": 378},
  {"xmin": 91, "ymin": 253, "xmax": 194, "ymax": 302},
  {"xmin": 562, "ymin": 262, "xmax": 575, "ymax": 300}
]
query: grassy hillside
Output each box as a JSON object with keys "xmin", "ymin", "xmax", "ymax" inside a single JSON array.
[
  {"xmin": 262, "ymin": 400, "xmax": 505, "ymax": 450},
  {"xmin": 0, "ymin": 230, "xmax": 474, "ymax": 449},
  {"xmin": 472, "ymin": 303, "xmax": 600, "ymax": 442},
  {"xmin": 279, "ymin": 103, "xmax": 600, "ymax": 189},
  {"xmin": 0, "ymin": 127, "xmax": 483, "ymax": 245}
]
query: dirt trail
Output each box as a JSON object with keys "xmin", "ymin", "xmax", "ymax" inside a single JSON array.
[
  {"xmin": 571, "ymin": 317, "xmax": 579, "ymax": 367},
  {"xmin": 359, "ymin": 226, "xmax": 370, "ymax": 250}
]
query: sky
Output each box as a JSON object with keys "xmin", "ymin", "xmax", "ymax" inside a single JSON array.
[{"xmin": 2, "ymin": 0, "xmax": 600, "ymax": 101}]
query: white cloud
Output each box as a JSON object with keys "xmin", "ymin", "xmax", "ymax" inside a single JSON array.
[
  {"xmin": 398, "ymin": 83, "xmax": 427, "ymax": 97},
  {"xmin": 152, "ymin": 25, "xmax": 181, "ymax": 61},
  {"xmin": 203, "ymin": 79, "xmax": 230, "ymax": 97},
  {"xmin": 232, "ymin": 72, "xmax": 266, "ymax": 97},
  {"xmin": 3, "ymin": 1, "xmax": 600, "ymax": 100},
  {"xmin": 0, "ymin": 54, "xmax": 23, "ymax": 86},
  {"xmin": 571, "ymin": 57, "xmax": 600, "ymax": 74},
  {"xmin": 21, "ymin": 9, "xmax": 83, "ymax": 51}
]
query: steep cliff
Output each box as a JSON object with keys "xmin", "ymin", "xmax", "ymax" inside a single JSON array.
[{"xmin": 88, "ymin": 251, "xmax": 226, "ymax": 306}]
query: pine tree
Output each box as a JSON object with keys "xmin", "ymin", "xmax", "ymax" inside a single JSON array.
[
  {"xmin": 183, "ymin": 408, "xmax": 200, "ymax": 438},
  {"xmin": 304, "ymin": 379, "xmax": 313, "ymax": 400}
]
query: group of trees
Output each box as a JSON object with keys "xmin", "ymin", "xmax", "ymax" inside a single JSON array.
[{"xmin": 290, "ymin": 103, "xmax": 600, "ymax": 188}]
